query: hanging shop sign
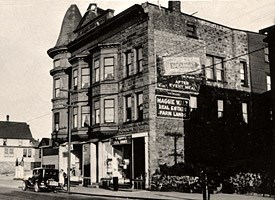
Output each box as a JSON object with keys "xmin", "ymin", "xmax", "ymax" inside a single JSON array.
[
  {"xmin": 156, "ymin": 95, "xmax": 189, "ymax": 119},
  {"xmin": 163, "ymin": 57, "xmax": 201, "ymax": 76},
  {"xmin": 111, "ymin": 136, "xmax": 132, "ymax": 145}
]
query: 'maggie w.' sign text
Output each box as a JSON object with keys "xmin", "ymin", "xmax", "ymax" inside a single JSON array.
[{"xmin": 156, "ymin": 96, "xmax": 189, "ymax": 119}]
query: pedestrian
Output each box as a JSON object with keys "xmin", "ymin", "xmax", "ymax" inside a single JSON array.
[{"xmin": 59, "ymin": 169, "xmax": 67, "ymax": 190}]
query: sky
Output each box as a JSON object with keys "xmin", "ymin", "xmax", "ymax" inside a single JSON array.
[{"xmin": 0, "ymin": 0, "xmax": 274, "ymax": 140}]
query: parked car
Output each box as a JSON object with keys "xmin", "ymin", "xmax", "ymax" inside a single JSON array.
[{"xmin": 22, "ymin": 168, "xmax": 60, "ymax": 192}]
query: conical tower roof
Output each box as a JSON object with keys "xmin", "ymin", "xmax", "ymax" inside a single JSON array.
[{"xmin": 47, "ymin": 4, "xmax": 82, "ymax": 58}]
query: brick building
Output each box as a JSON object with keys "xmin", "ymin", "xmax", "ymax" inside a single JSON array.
[{"xmin": 47, "ymin": 1, "xmax": 270, "ymax": 188}]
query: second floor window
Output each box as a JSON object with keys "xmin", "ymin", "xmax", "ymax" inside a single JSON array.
[
  {"xmin": 190, "ymin": 96, "xmax": 197, "ymax": 112},
  {"xmin": 104, "ymin": 99, "xmax": 115, "ymax": 123},
  {"xmin": 242, "ymin": 102, "xmax": 248, "ymax": 123},
  {"xmin": 23, "ymin": 148, "xmax": 27, "ymax": 157},
  {"xmin": 267, "ymin": 75, "xmax": 271, "ymax": 91},
  {"xmin": 5, "ymin": 148, "xmax": 13, "ymax": 157},
  {"xmin": 205, "ymin": 55, "xmax": 224, "ymax": 81},
  {"xmin": 217, "ymin": 100, "xmax": 224, "ymax": 118},
  {"xmin": 73, "ymin": 107, "xmax": 78, "ymax": 128},
  {"xmin": 73, "ymin": 70, "xmax": 78, "ymax": 90},
  {"xmin": 94, "ymin": 59, "xmax": 100, "ymax": 83},
  {"xmin": 240, "ymin": 61, "xmax": 248, "ymax": 86},
  {"xmin": 136, "ymin": 47, "xmax": 143, "ymax": 73},
  {"xmin": 125, "ymin": 95, "xmax": 132, "ymax": 122},
  {"xmin": 94, "ymin": 100, "xmax": 100, "ymax": 124},
  {"xmin": 54, "ymin": 112, "xmax": 59, "ymax": 131},
  {"xmin": 81, "ymin": 68, "xmax": 90, "ymax": 88},
  {"xmin": 104, "ymin": 57, "xmax": 114, "ymax": 80},
  {"xmin": 28, "ymin": 149, "xmax": 32, "ymax": 157},
  {"xmin": 81, "ymin": 106, "xmax": 90, "ymax": 127},
  {"xmin": 54, "ymin": 79, "xmax": 60, "ymax": 98},
  {"xmin": 126, "ymin": 51, "xmax": 132, "ymax": 77},
  {"xmin": 136, "ymin": 93, "xmax": 143, "ymax": 121}
]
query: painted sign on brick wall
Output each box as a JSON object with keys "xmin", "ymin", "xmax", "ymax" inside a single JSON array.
[
  {"xmin": 156, "ymin": 95, "xmax": 189, "ymax": 119},
  {"xmin": 163, "ymin": 57, "xmax": 201, "ymax": 75}
]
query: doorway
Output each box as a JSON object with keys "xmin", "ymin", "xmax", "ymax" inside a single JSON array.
[{"xmin": 133, "ymin": 137, "xmax": 145, "ymax": 180}]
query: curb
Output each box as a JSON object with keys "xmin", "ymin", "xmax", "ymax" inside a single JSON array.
[{"xmin": 68, "ymin": 191, "xmax": 158, "ymax": 200}]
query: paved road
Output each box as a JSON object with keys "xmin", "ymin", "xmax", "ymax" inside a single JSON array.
[{"xmin": 0, "ymin": 186, "xmax": 128, "ymax": 200}]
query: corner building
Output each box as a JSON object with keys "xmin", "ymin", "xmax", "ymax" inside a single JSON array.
[{"xmin": 48, "ymin": 1, "xmax": 270, "ymax": 188}]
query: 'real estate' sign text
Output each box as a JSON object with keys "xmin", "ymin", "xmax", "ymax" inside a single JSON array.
[{"xmin": 156, "ymin": 96, "xmax": 189, "ymax": 119}]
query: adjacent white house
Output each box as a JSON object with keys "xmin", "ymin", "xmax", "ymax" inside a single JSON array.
[{"xmin": 0, "ymin": 116, "xmax": 41, "ymax": 174}]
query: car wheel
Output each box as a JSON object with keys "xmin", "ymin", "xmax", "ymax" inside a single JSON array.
[
  {"xmin": 34, "ymin": 182, "xmax": 40, "ymax": 192},
  {"xmin": 22, "ymin": 181, "xmax": 27, "ymax": 191}
]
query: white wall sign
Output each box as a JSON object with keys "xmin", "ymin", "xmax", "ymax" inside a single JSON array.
[{"xmin": 163, "ymin": 57, "xmax": 201, "ymax": 75}]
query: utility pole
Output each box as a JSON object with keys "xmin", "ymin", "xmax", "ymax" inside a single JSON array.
[{"xmin": 61, "ymin": 88, "xmax": 74, "ymax": 194}]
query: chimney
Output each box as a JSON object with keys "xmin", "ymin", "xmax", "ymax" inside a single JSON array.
[
  {"xmin": 6, "ymin": 115, "xmax": 9, "ymax": 122},
  {"xmin": 168, "ymin": 1, "xmax": 181, "ymax": 12}
]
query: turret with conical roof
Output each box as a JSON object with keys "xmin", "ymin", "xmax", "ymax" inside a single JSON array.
[
  {"xmin": 47, "ymin": 5, "xmax": 82, "ymax": 143},
  {"xmin": 47, "ymin": 4, "xmax": 82, "ymax": 58}
]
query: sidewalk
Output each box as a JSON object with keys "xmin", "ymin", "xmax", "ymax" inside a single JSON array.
[
  {"xmin": 70, "ymin": 186, "xmax": 274, "ymax": 200},
  {"xmin": 0, "ymin": 175, "xmax": 273, "ymax": 200}
]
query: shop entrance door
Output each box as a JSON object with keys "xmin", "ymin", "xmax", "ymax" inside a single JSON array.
[{"xmin": 133, "ymin": 137, "xmax": 145, "ymax": 182}]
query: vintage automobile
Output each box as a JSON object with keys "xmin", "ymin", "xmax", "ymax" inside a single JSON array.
[{"xmin": 22, "ymin": 168, "xmax": 60, "ymax": 192}]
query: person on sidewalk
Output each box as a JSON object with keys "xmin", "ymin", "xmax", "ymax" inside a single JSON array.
[{"xmin": 59, "ymin": 169, "xmax": 67, "ymax": 191}]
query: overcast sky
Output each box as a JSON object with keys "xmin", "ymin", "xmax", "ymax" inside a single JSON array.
[{"xmin": 0, "ymin": 0, "xmax": 274, "ymax": 140}]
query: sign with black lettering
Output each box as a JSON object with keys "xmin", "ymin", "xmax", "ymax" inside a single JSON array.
[{"xmin": 156, "ymin": 96, "xmax": 189, "ymax": 119}]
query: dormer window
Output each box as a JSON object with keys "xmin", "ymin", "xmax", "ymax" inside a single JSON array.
[
  {"xmin": 89, "ymin": 3, "xmax": 97, "ymax": 12},
  {"xmin": 186, "ymin": 22, "xmax": 197, "ymax": 39}
]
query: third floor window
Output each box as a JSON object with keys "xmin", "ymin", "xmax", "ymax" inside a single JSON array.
[
  {"xmin": 104, "ymin": 57, "xmax": 114, "ymax": 80},
  {"xmin": 136, "ymin": 47, "xmax": 143, "ymax": 73},
  {"xmin": 81, "ymin": 68, "xmax": 90, "ymax": 88},
  {"xmin": 73, "ymin": 70, "xmax": 78, "ymax": 90},
  {"xmin": 126, "ymin": 51, "xmax": 132, "ymax": 77},
  {"xmin": 54, "ymin": 79, "xmax": 60, "ymax": 98},
  {"xmin": 240, "ymin": 61, "xmax": 248, "ymax": 86}
]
